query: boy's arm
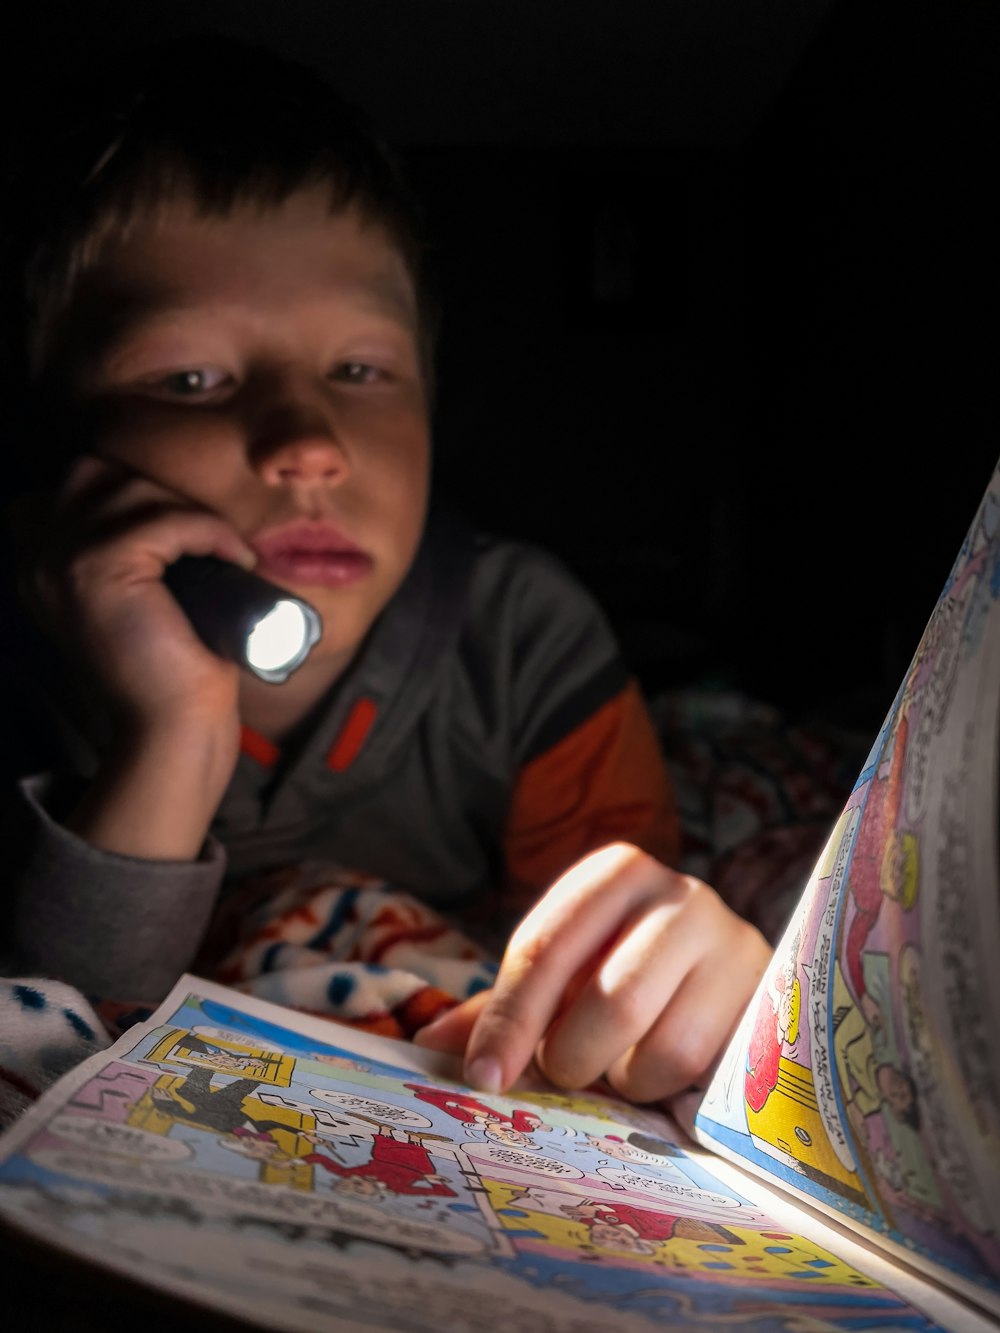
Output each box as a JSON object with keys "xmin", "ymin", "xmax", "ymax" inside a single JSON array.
[
  {"xmin": 0, "ymin": 457, "xmax": 253, "ymax": 999},
  {"xmin": 3, "ymin": 774, "xmax": 227, "ymax": 1001},
  {"xmin": 63, "ymin": 710, "xmax": 240, "ymax": 861},
  {"xmin": 13, "ymin": 458, "xmax": 251, "ymax": 860},
  {"xmin": 0, "ymin": 616, "xmax": 229, "ymax": 1004}
]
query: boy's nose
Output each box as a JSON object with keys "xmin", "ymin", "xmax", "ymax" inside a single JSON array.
[
  {"xmin": 257, "ymin": 436, "xmax": 348, "ymax": 485},
  {"xmin": 250, "ymin": 405, "xmax": 351, "ymax": 487}
]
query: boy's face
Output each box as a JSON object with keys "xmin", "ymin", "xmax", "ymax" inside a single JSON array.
[{"xmin": 54, "ymin": 185, "xmax": 430, "ymax": 677}]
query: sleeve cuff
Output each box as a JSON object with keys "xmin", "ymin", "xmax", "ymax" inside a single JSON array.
[{"xmin": 9, "ymin": 775, "xmax": 227, "ymax": 1003}]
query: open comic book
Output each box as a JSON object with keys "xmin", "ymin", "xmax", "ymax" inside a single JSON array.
[
  {"xmin": 0, "ymin": 459, "xmax": 998, "ymax": 1332},
  {"xmin": 693, "ymin": 456, "xmax": 1000, "ymax": 1320},
  {"xmin": 0, "ymin": 973, "xmax": 994, "ymax": 1333}
]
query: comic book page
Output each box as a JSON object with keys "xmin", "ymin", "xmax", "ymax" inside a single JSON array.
[
  {"xmin": 695, "ymin": 458, "xmax": 1000, "ymax": 1321},
  {"xmin": 0, "ymin": 975, "xmax": 993, "ymax": 1333}
]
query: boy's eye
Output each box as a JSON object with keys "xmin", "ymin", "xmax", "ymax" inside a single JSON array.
[
  {"xmin": 329, "ymin": 362, "xmax": 382, "ymax": 385},
  {"xmin": 153, "ymin": 368, "xmax": 230, "ymax": 397}
]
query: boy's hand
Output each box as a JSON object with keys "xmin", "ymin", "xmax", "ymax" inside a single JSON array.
[
  {"xmin": 19, "ymin": 454, "xmax": 256, "ymax": 729},
  {"xmin": 13, "ymin": 454, "xmax": 258, "ymax": 858},
  {"xmin": 414, "ymin": 843, "xmax": 772, "ymax": 1106}
]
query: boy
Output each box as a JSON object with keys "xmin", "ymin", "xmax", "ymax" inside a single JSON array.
[{"xmin": 0, "ymin": 35, "xmax": 771, "ymax": 1107}]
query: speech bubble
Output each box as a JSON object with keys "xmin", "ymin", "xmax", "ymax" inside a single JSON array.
[
  {"xmin": 45, "ymin": 1116, "xmax": 193, "ymax": 1162},
  {"xmin": 462, "ymin": 1142, "xmax": 584, "ymax": 1179},
  {"xmin": 308, "ymin": 1090, "xmax": 432, "ymax": 1129},
  {"xmin": 255, "ymin": 1092, "xmax": 393, "ymax": 1137},
  {"xmin": 594, "ymin": 1167, "xmax": 741, "ymax": 1209},
  {"xmin": 585, "ymin": 1135, "xmax": 686, "ymax": 1167}
]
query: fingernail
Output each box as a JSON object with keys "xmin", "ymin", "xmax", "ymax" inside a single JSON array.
[
  {"xmin": 240, "ymin": 549, "xmax": 258, "ymax": 569},
  {"xmin": 465, "ymin": 1057, "xmax": 502, "ymax": 1094}
]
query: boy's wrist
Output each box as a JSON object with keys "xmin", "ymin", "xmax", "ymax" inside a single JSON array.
[{"xmin": 66, "ymin": 715, "xmax": 240, "ymax": 861}]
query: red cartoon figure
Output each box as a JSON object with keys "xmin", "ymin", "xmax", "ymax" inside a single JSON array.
[
  {"xmin": 843, "ymin": 710, "xmax": 917, "ymax": 1024},
  {"xmin": 744, "ymin": 931, "xmax": 801, "ymax": 1114},
  {"xmin": 564, "ymin": 1199, "xmax": 740, "ymax": 1255},
  {"xmin": 404, "ymin": 1083, "xmax": 550, "ymax": 1144},
  {"xmin": 306, "ymin": 1124, "xmax": 456, "ymax": 1198}
]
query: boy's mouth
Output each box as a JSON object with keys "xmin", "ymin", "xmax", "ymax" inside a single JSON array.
[{"xmin": 251, "ymin": 520, "xmax": 373, "ymax": 589}]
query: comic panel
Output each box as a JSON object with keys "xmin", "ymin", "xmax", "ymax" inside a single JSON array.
[
  {"xmin": 0, "ymin": 985, "xmax": 981, "ymax": 1333},
  {"xmin": 695, "ymin": 461, "xmax": 1000, "ymax": 1316}
]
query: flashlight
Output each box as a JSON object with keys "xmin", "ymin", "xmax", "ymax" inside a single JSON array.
[{"xmin": 163, "ymin": 554, "xmax": 323, "ymax": 684}]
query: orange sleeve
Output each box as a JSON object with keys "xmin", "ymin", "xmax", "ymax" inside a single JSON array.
[{"xmin": 503, "ymin": 679, "xmax": 681, "ymax": 913}]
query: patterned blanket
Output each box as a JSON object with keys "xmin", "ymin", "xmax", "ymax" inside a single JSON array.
[{"xmin": 0, "ymin": 688, "xmax": 867, "ymax": 1131}]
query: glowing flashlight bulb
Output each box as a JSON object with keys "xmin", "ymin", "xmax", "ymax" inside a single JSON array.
[
  {"xmin": 163, "ymin": 555, "xmax": 323, "ymax": 683},
  {"xmin": 247, "ymin": 600, "xmax": 312, "ymax": 675}
]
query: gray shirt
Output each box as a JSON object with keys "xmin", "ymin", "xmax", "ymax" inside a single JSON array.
[{"xmin": 2, "ymin": 506, "xmax": 628, "ymax": 1002}]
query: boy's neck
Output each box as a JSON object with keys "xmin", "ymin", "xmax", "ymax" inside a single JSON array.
[{"xmin": 238, "ymin": 651, "xmax": 350, "ymax": 744}]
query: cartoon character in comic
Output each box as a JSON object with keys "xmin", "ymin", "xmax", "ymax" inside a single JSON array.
[
  {"xmin": 563, "ymin": 1199, "xmax": 742, "ymax": 1254},
  {"xmin": 832, "ymin": 955, "xmax": 942, "ymax": 1217},
  {"xmin": 165, "ymin": 1033, "xmax": 276, "ymax": 1078},
  {"xmin": 219, "ymin": 1124, "xmax": 320, "ymax": 1164},
  {"xmin": 304, "ymin": 1123, "xmax": 457, "ymax": 1198},
  {"xmin": 150, "ymin": 1065, "xmax": 287, "ymax": 1135},
  {"xmin": 586, "ymin": 1133, "xmax": 663, "ymax": 1162},
  {"xmin": 403, "ymin": 1083, "xmax": 550, "ymax": 1143},
  {"xmin": 843, "ymin": 710, "xmax": 918, "ymax": 1025},
  {"xmin": 744, "ymin": 931, "xmax": 801, "ymax": 1114},
  {"xmin": 218, "ymin": 1111, "xmax": 456, "ymax": 1198}
]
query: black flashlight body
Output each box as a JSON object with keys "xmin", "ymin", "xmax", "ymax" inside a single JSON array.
[{"xmin": 163, "ymin": 554, "xmax": 323, "ymax": 684}]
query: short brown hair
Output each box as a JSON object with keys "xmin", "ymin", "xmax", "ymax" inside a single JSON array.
[{"xmin": 3, "ymin": 33, "xmax": 438, "ymax": 442}]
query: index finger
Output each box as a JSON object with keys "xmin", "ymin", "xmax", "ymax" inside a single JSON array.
[{"xmin": 462, "ymin": 843, "xmax": 670, "ymax": 1093}]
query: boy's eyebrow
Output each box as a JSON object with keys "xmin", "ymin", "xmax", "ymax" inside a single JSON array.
[
  {"xmin": 120, "ymin": 267, "xmax": 417, "ymax": 327},
  {"xmin": 357, "ymin": 270, "xmax": 420, "ymax": 325},
  {"xmin": 75, "ymin": 279, "xmax": 419, "ymax": 375}
]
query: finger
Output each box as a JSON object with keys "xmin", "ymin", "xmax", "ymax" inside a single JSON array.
[
  {"xmin": 604, "ymin": 926, "xmax": 771, "ymax": 1103},
  {"xmin": 533, "ymin": 880, "xmax": 714, "ymax": 1091},
  {"xmin": 53, "ymin": 492, "xmax": 256, "ymax": 584},
  {"xmin": 44, "ymin": 510, "xmax": 257, "ymax": 607},
  {"xmin": 462, "ymin": 844, "xmax": 677, "ymax": 1093}
]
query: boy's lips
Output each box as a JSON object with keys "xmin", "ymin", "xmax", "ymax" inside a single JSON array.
[{"xmin": 251, "ymin": 521, "xmax": 373, "ymax": 589}]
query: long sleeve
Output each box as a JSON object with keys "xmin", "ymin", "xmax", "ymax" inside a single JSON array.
[{"xmin": 2, "ymin": 774, "xmax": 227, "ymax": 1002}]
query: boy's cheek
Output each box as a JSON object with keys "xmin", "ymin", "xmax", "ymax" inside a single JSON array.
[{"xmin": 85, "ymin": 411, "xmax": 234, "ymax": 502}]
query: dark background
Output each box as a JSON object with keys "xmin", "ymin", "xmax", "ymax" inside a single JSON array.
[{"xmin": 4, "ymin": 0, "xmax": 997, "ymax": 735}]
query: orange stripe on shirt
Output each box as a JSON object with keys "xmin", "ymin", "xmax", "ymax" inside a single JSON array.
[
  {"xmin": 240, "ymin": 725, "xmax": 280, "ymax": 768},
  {"xmin": 327, "ymin": 697, "xmax": 378, "ymax": 772},
  {"xmin": 503, "ymin": 679, "xmax": 679, "ymax": 913}
]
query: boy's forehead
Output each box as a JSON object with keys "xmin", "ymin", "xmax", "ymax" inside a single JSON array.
[{"xmin": 55, "ymin": 189, "xmax": 419, "ymax": 364}]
